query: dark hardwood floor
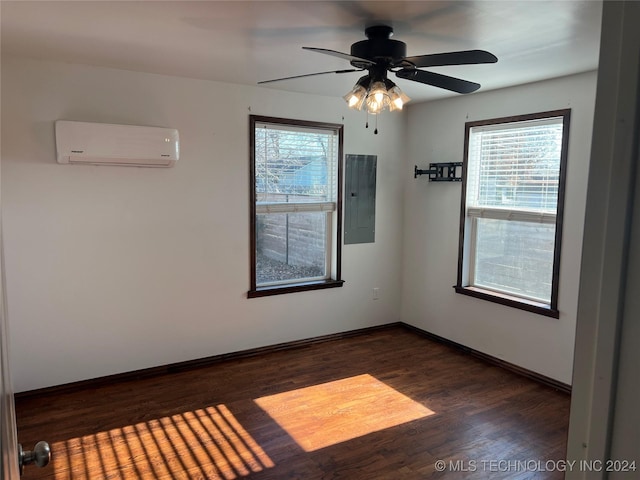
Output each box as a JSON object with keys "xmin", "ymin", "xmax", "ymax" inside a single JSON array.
[{"xmin": 16, "ymin": 325, "xmax": 570, "ymax": 479}]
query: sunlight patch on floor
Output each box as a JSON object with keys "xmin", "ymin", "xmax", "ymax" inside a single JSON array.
[
  {"xmin": 51, "ymin": 404, "xmax": 273, "ymax": 480},
  {"xmin": 254, "ymin": 373, "xmax": 435, "ymax": 452}
]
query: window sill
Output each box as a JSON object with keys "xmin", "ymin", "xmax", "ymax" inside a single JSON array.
[
  {"xmin": 248, "ymin": 279, "xmax": 345, "ymax": 298},
  {"xmin": 454, "ymin": 285, "xmax": 559, "ymax": 319}
]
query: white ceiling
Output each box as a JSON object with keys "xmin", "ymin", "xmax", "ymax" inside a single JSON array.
[{"xmin": 1, "ymin": 1, "xmax": 602, "ymax": 103}]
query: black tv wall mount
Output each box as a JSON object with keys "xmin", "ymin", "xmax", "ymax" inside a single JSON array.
[{"xmin": 414, "ymin": 162, "xmax": 463, "ymax": 182}]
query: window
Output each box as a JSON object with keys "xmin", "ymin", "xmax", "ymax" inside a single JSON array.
[
  {"xmin": 455, "ymin": 110, "xmax": 571, "ymax": 317},
  {"xmin": 249, "ymin": 116, "xmax": 344, "ymax": 297}
]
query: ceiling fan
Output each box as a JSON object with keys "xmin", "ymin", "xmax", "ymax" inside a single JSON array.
[{"xmin": 259, "ymin": 25, "xmax": 497, "ymax": 114}]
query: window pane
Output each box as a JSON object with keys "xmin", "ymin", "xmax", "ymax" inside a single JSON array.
[
  {"xmin": 474, "ymin": 218, "xmax": 555, "ymax": 302},
  {"xmin": 256, "ymin": 212, "xmax": 327, "ymax": 285}
]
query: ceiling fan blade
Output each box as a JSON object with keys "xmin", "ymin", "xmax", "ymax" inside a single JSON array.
[
  {"xmin": 302, "ymin": 47, "xmax": 375, "ymax": 67},
  {"xmin": 400, "ymin": 50, "xmax": 498, "ymax": 68},
  {"xmin": 396, "ymin": 68, "xmax": 480, "ymax": 94},
  {"xmin": 258, "ymin": 69, "xmax": 363, "ymax": 84}
]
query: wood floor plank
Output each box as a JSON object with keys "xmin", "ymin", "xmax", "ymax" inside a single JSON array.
[{"xmin": 16, "ymin": 326, "xmax": 570, "ymax": 479}]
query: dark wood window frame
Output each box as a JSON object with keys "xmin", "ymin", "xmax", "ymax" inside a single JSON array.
[
  {"xmin": 248, "ymin": 115, "xmax": 344, "ymax": 298},
  {"xmin": 455, "ymin": 109, "xmax": 571, "ymax": 318}
]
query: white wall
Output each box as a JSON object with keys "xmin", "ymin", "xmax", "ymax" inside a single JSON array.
[
  {"xmin": 1, "ymin": 56, "xmax": 406, "ymax": 393},
  {"xmin": 1, "ymin": 55, "xmax": 598, "ymax": 392},
  {"xmin": 400, "ymin": 72, "xmax": 597, "ymax": 385}
]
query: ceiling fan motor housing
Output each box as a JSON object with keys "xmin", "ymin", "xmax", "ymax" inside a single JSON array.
[{"xmin": 350, "ymin": 25, "xmax": 406, "ymax": 67}]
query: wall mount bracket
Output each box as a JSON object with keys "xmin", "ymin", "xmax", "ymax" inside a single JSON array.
[{"xmin": 414, "ymin": 162, "xmax": 463, "ymax": 182}]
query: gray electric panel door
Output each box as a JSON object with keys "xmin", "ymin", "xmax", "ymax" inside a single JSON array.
[{"xmin": 344, "ymin": 154, "xmax": 377, "ymax": 244}]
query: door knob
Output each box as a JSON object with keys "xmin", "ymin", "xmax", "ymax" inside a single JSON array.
[{"xmin": 18, "ymin": 441, "xmax": 51, "ymax": 474}]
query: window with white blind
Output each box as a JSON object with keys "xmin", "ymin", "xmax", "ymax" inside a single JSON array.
[
  {"xmin": 456, "ymin": 110, "xmax": 571, "ymax": 317},
  {"xmin": 249, "ymin": 116, "xmax": 344, "ymax": 297}
]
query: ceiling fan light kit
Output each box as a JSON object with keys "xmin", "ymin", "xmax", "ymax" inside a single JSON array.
[
  {"xmin": 344, "ymin": 76, "xmax": 411, "ymax": 114},
  {"xmin": 260, "ymin": 25, "xmax": 497, "ymax": 132}
]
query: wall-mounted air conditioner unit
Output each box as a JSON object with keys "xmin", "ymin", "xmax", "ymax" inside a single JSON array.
[{"xmin": 55, "ymin": 120, "xmax": 179, "ymax": 167}]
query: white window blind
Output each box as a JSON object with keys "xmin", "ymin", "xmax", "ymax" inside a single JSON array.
[
  {"xmin": 254, "ymin": 122, "xmax": 338, "ymax": 211},
  {"xmin": 467, "ymin": 117, "xmax": 564, "ymax": 215}
]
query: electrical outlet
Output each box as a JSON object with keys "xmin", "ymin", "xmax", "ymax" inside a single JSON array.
[{"xmin": 372, "ymin": 288, "xmax": 380, "ymax": 300}]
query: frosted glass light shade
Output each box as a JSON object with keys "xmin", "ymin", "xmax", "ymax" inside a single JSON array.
[
  {"xmin": 366, "ymin": 81, "xmax": 390, "ymax": 114},
  {"xmin": 388, "ymin": 86, "xmax": 411, "ymax": 111},
  {"xmin": 343, "ymin": 85, "xmax": 367, "ymax": 110}
]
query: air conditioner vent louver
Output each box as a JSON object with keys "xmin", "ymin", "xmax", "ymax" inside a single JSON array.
[{"xmin": 55, "ymin": 120, "xmax": 179, "ymax": 168}]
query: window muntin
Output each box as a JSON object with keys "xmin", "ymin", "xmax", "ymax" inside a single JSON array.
[
  {"xmin": 457, "ymin": 110, "xmax": 570, "ymax": 316},
  {"xmin": 249, "ymin": 116, "xmax": 343, "ymax": 297}
]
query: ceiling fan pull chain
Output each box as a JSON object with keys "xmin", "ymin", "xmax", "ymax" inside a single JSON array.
[
  {"xmin": 374, "ymin": 114, "xmax": 379, "ymax": 135},
  {"xmin": 365, "ymin": 111, "xmax": 369, "ymax": 129}
]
